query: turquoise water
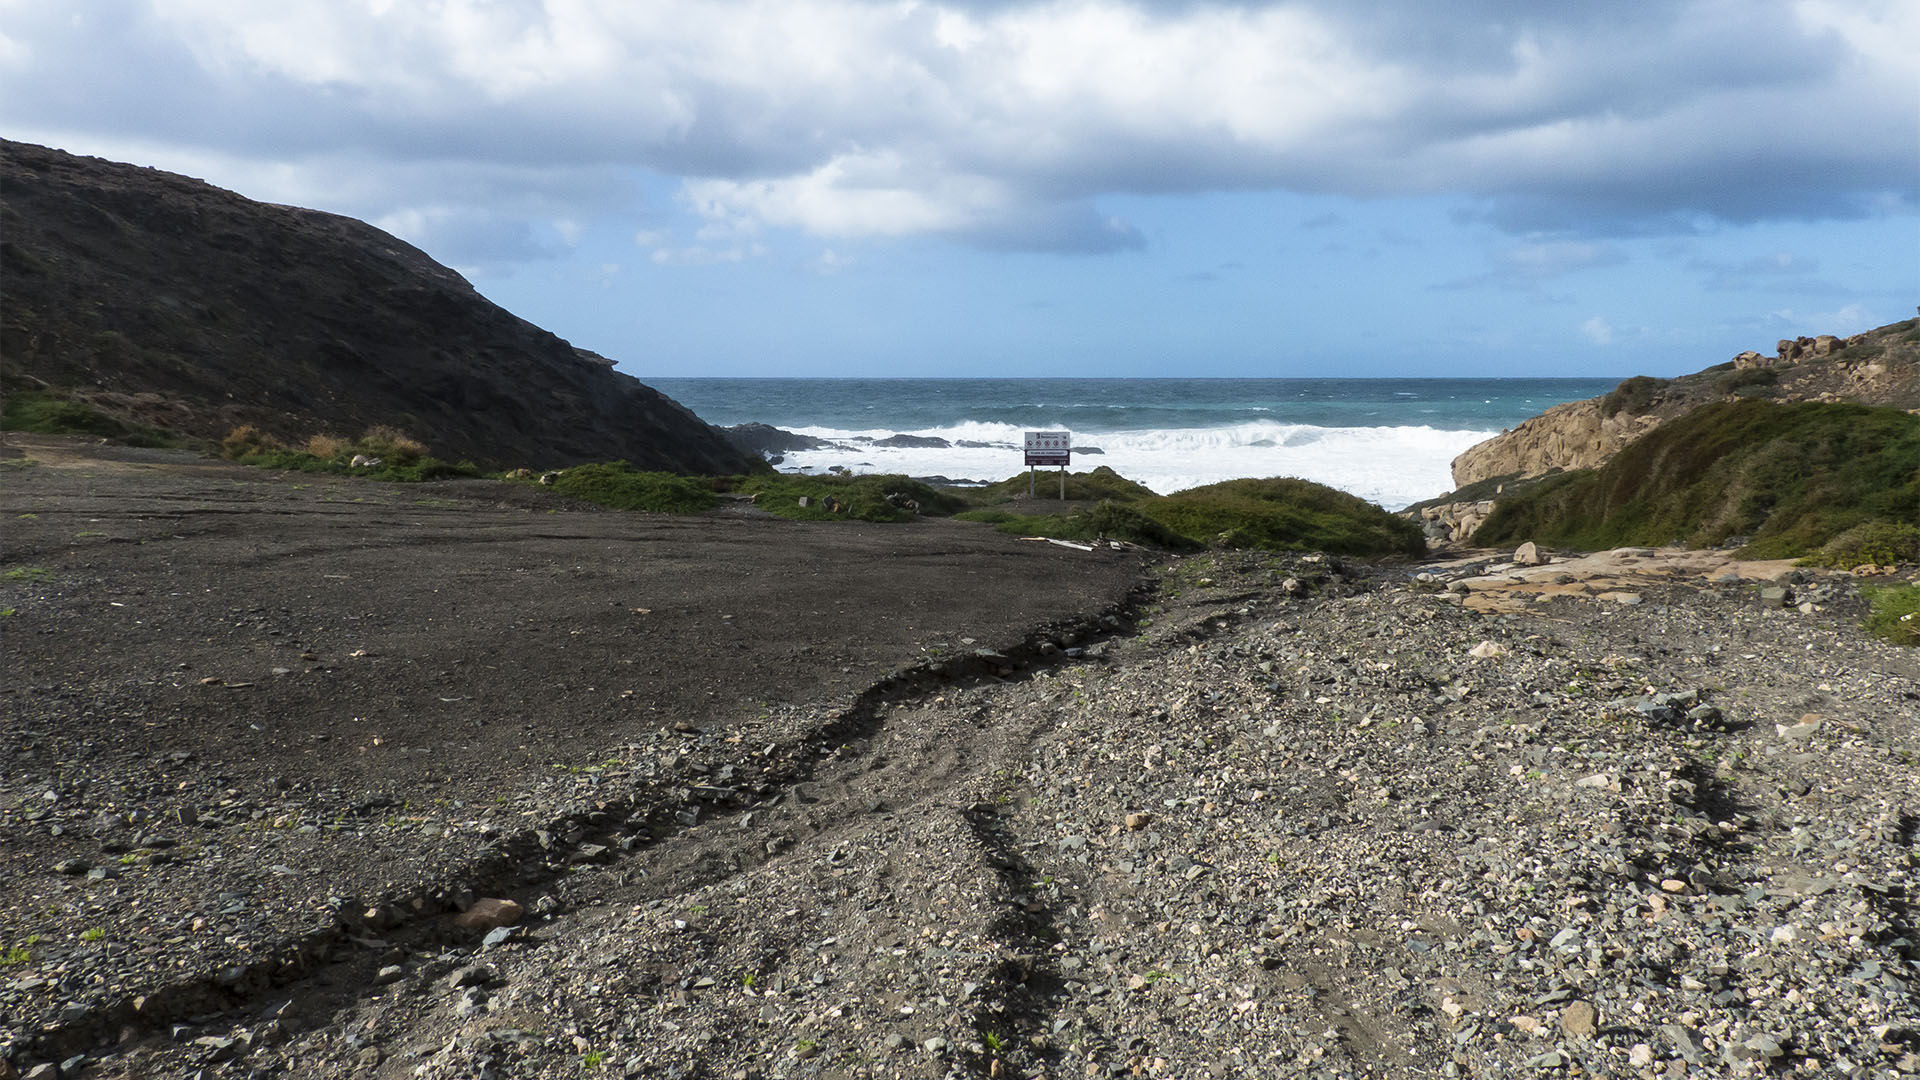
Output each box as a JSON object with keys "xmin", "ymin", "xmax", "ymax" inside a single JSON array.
[{"xmin": 646, "ymin": 377, "xmax": 1617, "ymax": 509}]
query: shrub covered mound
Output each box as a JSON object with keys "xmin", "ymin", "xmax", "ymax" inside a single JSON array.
[
  {"xmin": 734, "ymin": 473, "xmax": 968, "ymax": 523},
  {"xmin": 1474, "ymin": 400, "xmax": 1920, "ymax": 558},
  {"xmin": 973, "ymin": 465, "xmax": 1160, "ymax": 504},
  {"xmin": 1150, "ymin": 477, "xmax": 1427, "ymax": 557},
  {"xmin": 546, "ymin": 463, "xmax": 721, "ymax": 514},
  {"xmin": 957, "ymin": 471, "xmax": 1423, "ymax": 558}
]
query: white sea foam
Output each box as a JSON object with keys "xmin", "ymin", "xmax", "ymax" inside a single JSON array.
[{"xmin": 774, "ymin": 421, "xmax": 1492, "ymax": 510}]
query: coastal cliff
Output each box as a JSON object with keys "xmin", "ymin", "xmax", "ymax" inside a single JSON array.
[
  {"xmin": 0, "ymin": 139, "xmax": 758, "ymax": 473},
  {"xmin": 1451, "ymin": 317, "xmax": 1920, "ymax": 488}
]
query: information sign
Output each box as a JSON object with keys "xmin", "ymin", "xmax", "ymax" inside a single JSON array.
[{"xmin": 1024, "ymin": 431, "xmax": 1071, "ymax": 467}]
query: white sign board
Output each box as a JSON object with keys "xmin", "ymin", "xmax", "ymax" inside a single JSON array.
[{"xmin": 1024, "ymin": 430, "xmax": 1071, "ymax": 467}]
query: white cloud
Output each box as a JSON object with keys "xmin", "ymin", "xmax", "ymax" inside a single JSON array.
[
  {"xmin": 2, "ymin": 0, "xmax": 1913, "ymax": 253},
  {"xmin": 1580, "ymin": 316, "xmax": 1615, "ymax": 345},
  {"xmin": 812, "ymin": 248, "xmax": 856, "ymax": 275}
]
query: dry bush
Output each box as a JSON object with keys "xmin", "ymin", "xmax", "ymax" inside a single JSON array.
[
  {"xmin": 220, "ymin": 425, "xmax": 286, "ymax": 459},
  {"xmin": 305, "ymin": 434, "xmax": 350, "ymax": 460},
  {"xmin": 358, "ymin": 425, "xmax": 428, "ymax": 463}
]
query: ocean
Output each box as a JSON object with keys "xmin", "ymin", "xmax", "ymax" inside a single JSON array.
[{"xmin": 645, "ymin": 377, "xmax": 1619, "ymax": 511}]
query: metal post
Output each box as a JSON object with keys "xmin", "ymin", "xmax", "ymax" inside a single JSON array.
[
  {"xmin": 1058, "ymin": 466, "xmax": 1066, "ymax": 501},
  {"xmin": 1029, "ymin": 465, "xmax": 1036, "ymax": 497}
]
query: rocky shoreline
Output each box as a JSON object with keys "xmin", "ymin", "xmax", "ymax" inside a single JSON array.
[{"xmin": 3, "ymin": 440, "xmax": 1917, "ymax": 1079}]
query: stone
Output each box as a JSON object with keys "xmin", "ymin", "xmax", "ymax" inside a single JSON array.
[
  {"xmin": 53, "ymin": 858, "xmax": 89, "ymax": 875},
  {"xmin": 1658, "ymin": 1024, "xmax": 1704, "ymax": 1063},
  {"xmin": 1513, "ymin": 541, "xmax": 1543, "ymax": 566},
  {"xmin": 1759, "ymin": 586, "xmax": 1791, "ymax": 607},
  {"xmin": 1775, "ymin": 716, "xmax": 1821, "ymax": 740},
  {"xmin": 1560, "ymin": 1000, "xmax": 1598, "ymax": 1038},
  {"xmin": 1125, "ymin": 812, "xmax": 1153, "ymax": 830},
  {"xmin": 1468, "ymin": 640, "xmax": 1507, "ymax": 660},
  {"xmin": 454, "ymin": 898, "xmax": 525, "ymax": 932},
  {"xmin": 450, "ymin": 965, "xmax": 495, "ymax": 989},
  {"xmin": 375, "ymin": 964, "xmax": 405, "ymax": 985},
  {"xmin": 481, "ymin": 926, "xmax": 520, "ymax": 949}
]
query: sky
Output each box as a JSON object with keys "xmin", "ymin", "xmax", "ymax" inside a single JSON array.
[{"xmin": 2, "ymin": 0, "xmax": 1915, "ymax": 378}]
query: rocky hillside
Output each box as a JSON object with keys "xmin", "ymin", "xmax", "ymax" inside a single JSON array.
[
  {"xmin": 1452, "ymin": 317, "xmax": 1920, "ymax": 488},
  {"xmin": 0, "ymin": 140, "xmax": 758, "ymax": 473}
]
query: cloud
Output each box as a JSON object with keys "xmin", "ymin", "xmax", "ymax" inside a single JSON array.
[
  {"xmin": 1, "ymin": 0, "xmax": 1913, "ymax": 255},
  {"xmin": 1685, "ymin": 251, "xmax": 1847, "ymax": 293},
  {"xmin": 1435, "ymin": 239, "xmax": 1627, "ymax": 290},
  {"xmin": 1580, "ymin": 316, "xmax": 1614, "ymax": 345},
  {"xmin": 812, "ymin": 249, "xmax": 856, "ymax": 275}
]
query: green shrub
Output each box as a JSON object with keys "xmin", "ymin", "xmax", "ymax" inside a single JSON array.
[
  {"xmin": 1601, "ymin": 375, "xmax": 1670, "ymax": 418},
  {"xmin": 1801, "ymin": 522, "xmax": 1920, "ymax": 569},
  {"xmin": 969, "ymin": 465, "xmax": 1160, "ymax": 505},
  {"xmin": 1717, "ymin": 367, "xmax": 1780, "ymax": 397},
  {"xmin": 1864, "ymin": 585, "xmax": 1920, "ymax": 647},
  {"xmin": 548, "ymin": 463, "xmax": 721, "ymax": 513},
  {"xmin": 1146, "ymin": 477, "xmax": 1426, "ymax": 558},
  {"xmin": 1475, "ymin": 400, "xmax": 1920, "ymax": 558},
  {"xmin": 3, "ymin": 391, "xmax": 178, "ymax": 446},
  {"xmin": 735, "ymin": 473, "xmax": 966, "ymax": 522},
  {"xmin": 957, "ymin": 501, "xmax": 1199, "ymax": 550},
  {"xmin": 357, "ymin": 425, "xmax": 428, "ymax": 465}
]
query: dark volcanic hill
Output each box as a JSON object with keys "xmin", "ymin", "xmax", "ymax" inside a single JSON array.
[{"xmin": 0, "ymin": 139, "xmax": 757, "ymax": 473}]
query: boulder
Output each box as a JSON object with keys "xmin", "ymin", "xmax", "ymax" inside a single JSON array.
[
  {"xmin": 453, "ymin": 897, "xmax": 525, "ymax": 933},
  {"xmin": 1514, "ymin": 541, "xmax": 1544, "ymax": 566}
]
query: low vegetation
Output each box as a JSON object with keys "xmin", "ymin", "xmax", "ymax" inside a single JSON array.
[
  {"xmin": 956, "ymin": 502, "xmax": 1200, "ymax": 550},
  {"xmin": 957, "ymin": 471, "xmax": 1423, "ymax": 558},
  {"xmin": 220, "ymin": 424, "xmax": 481, "ymax": 482},
  {"xmin": 1474, "ymin": 400, "xmax": 1920, "ymax": 559},
  {"xmin": 730, "ymin": 473, "xmax": 968, "ymax": 522},
  {"xmin": 1600, "ymin": 375, "xmax": 1670, "ymax": 418},
  {"xmin": 1150, "ymin": 477, "xmax": 1426, "ymax": 557},
  {"xmin": 543, "ymin": 463, "xmax": 721, "ymax": 514},
  {"xmin": 1, "ymin": 389, "xmax": 182, "ymax": 447},
  {"xmin": 1864, "ymin": 585, "xmax": 1920, "ymax": 647}
]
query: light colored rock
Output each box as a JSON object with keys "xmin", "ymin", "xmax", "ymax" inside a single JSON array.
[
  {"xmin": 1468, "ymin": 640, "xmax": 1507, "ymax": 660},
  {"xmin": 1513, "ymin": 541, "xmax": 1543, "ymax": 565},
  {"xmin": 453, "ymin": 897, "xmax": 525, "ymax": 932},
  {"xmin": 1561, "ymin": 1000, "xmax": 1598, "ymax": 1038},
  {"xmin": 1452, "ymin": 397, "xmax": 1661, "ymax": 487}
]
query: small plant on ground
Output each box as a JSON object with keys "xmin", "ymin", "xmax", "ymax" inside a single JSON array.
[
  {"xmin": 4, "ymin": 566, "xmax": 51, "ymax": 582},
  {"xmin": 1864, "ymin": 585, "xmax": 1920, "ymax": 647},
  {"xmin": 548, "ymin": 463, "xmax": 722, "ymax": 513},
  {"xmin": 79, "ymin": 928, "xmax": 105, "ymax": 942}
]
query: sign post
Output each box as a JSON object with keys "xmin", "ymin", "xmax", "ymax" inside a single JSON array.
[{"xmin": 1024, "ymin": 431, "xmax": 1071, "ymax": 500}]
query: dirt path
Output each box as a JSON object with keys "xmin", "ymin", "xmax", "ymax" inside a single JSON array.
[{"xmin": 0, "ymin": 437, "xmax": 1148, "ymax": 1075}]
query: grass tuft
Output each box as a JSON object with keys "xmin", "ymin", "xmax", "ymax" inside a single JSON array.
[
  {"xmin": 3, "ymin": 390, "xmax": 181, "ymax": 447},
  {"xmin": 546, "ymin": 463, "xmax": 721, "ymax": 513},
  {"xmin": 1864, "ymin": 585, "xmax": 1920, "ymax": 647}
]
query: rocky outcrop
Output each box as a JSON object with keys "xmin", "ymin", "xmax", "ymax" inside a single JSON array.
[
  {"xmin": 1451, "ymin": 398, "xmax": 1663, "ymax": 488},
  {"xmin": 1414, "ymin": 499, "xmax": 1498, "ymax": 546},
  {"xmin": 721, "ymin": 423, "xmax": 834, "ymax": 456},
  {"xmin": 1451, "ymin": 316, "xmax": 1920, "ymax": 488},
  {"xmin": 0, "ymin": 139, "xmax": 759, "ymax": 473}
]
